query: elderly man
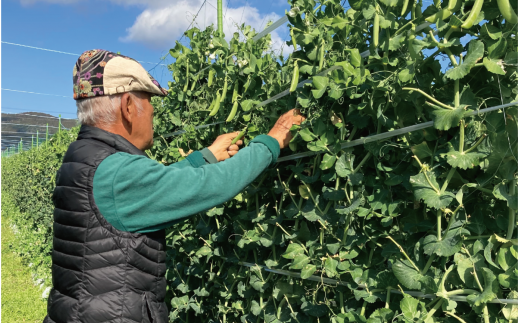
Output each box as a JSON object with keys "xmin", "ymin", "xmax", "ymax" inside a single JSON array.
[{"xmin": 43, "ymin": 49, "xmax": 304, "ymax": 323}]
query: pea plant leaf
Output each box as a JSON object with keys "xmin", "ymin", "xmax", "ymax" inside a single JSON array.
[
  {"xmin": 443, "ymin": 150, "xmax": 486, "ymax": 170},
  {"xmin": 423, "ymin": 227, "xmax": 469, "ymax": 257},
  {"xmin": 445, "ymin": 40, "xmax": 484, "ymax": 80},
  {"xmin": 466, "ymin": 268, "xmax": 498, "ymax": 307},
  {"xmin": 431, "ymin": 106, "xmax": 466, "ymax": 131},
  {"xmin": 410, "ymin": 172, "xmax": 455, "ymax": 209}
]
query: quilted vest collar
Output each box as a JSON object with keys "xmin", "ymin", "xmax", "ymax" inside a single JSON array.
[{"xmin": 77, "ymin": 125, "xmax": 147, "ymax": 157}]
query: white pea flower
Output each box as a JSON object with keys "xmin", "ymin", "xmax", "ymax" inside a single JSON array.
[
  {"xmin": 209, "ymin": 44, "xmax": 214, "ymax": 49},
  {"xmin": 205, "ymin": 51, "xmax": 210, "ymax": 56},
  {"xmin": 209, "ymin": 53, "xmax": 216, "ymax": 60},
  {"xmin": 42, "ymin": 287, "xmax": 52, "ymax": 299},
  {"xmin": 268, "ymin": 41, "xmax": 273, "ymax": 47},
  {"xmin": 288, "ymin": 7, "xmax": 300, "ymax": 17},
  {"xmin": 242, "ymin": 60, "xmax": 248, "ymax": 66}
]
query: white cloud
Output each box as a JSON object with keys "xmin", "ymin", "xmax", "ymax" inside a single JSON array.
[
  {"xmin": 119, "ymin": 0, "xmax": 292, "ymax": 53},
  {"xmin": 17, "ymin": 0, "xmax": 293, "ymax": 53},
  {"xmin": 20, "ymin": 0, "xmax": 79, "ymax": 5}
]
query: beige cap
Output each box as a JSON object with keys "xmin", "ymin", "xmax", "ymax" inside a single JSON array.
[{"xmin": 73, "ymin": 49, "xmax": 168, "ymax": 100}]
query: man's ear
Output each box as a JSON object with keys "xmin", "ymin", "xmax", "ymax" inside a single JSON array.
[{"xmin": 120, "ymin": 93, "xmax": 132, "ymax": 124}]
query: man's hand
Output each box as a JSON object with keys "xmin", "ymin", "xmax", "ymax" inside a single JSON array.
[
  {"xmin": 208, "ymin": 132, "xmax": 244, "ymax": 162},
  {"xmin": 268, "ymin": 109, "xmax": 306, "ymax": 149}
]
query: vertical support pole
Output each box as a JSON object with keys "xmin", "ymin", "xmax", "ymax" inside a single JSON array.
[
  {"xmin": 32, "ymin": 135, "xmax": 34, "ymax": 149},
  {"xmin": 217, "ymin": 0, "xmax": 223, "ymax": 36},
  {"xmin": 46, "ymin": 124, "xmax": 49, "ymax": 143},
  {"xmin": 58, "ymin": 114, "xmax": 62, "ymax": 145},
  {"xmin": 37, "ymin": 130, "xmax": 39, "ymax": 148}
]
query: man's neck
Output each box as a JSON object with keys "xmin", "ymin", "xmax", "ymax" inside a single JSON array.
[{"xmin": 94, "ymin": 123, "xmax": 142, "ymax": 151}]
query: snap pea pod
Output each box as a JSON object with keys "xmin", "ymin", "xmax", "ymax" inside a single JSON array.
[
  {"xmin": 425, "ymin": 0, "xmax": 461, "ymax": 22},
  {"xmin": 231, "ymin": 127, "xmax": 247, "ymax": 145},
  {"xmin": 425, "ymin": 9, "xmax": 452, "ymax": 22},
  {"xmin": 415, "ymin": 0, "xmax": 423, "ymax": 19},
  {"xmin": 319, "ymin": 40, "xmax": 325, "ymax": 70},
  {"xmin": 208, "ymin": 69, "xmax": 215, "ymax": 87},
  {"xmin": 448, "ymin": 0, "xmax": 462, "ymax": 11},
  {"xmin": 232, "ymin": 81, "xmax": 239, "ymax": 102},
  {"xmin": 226, "ymin": 101, "xmax": 239, "ymax": 122},
  {"xmin": 461, "ymin": 0, "xmax": 484, "ymax": 29},
  {"xmin": 190, "ymin": 75, "xmax": 198, "ymax": 91},
  {"xmin": 497, "ymin": 0, "xmax": 518, "ymax": 24},
  {"xmin": 373, "ymin": 14, "xmax": 379, "ymax": 47},
  {"xmin": 209, "ymin": 91, "xmax": 221, "ymax": 117},
  {"xmin": 290, "ymin": 28, "xmax": 297, "ymax": 49},
  {"xmin": 183, "ymin": 59, "xmax": 189, "ymax": 92},
  {"xmin": 289, "ymin": 61, "xmax": 299, "ymax": 92},
  {"xmin": 220, "ymin": 77, "xmax": 228, "ymax": 103},
  {"xmin": 401, "ymin": 0, "xmax": 409, "ymax": 17},
  {"xmin": 243, "ymin": 76, "xmax": 251, "ymax": 94}
]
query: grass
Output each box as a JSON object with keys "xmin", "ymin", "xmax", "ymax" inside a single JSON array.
[{"xmin": 2, "ymin": 206, "xmax": 48, "ymax": 322}]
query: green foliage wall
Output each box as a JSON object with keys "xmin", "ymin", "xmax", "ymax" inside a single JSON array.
[
  {"xmin": 1, "ymin": 0, "xmax": 518, "ymax": 322},
  {"xmin": 148, "ymin": 0, "xmax": 519, "ymax": 322},
  {"xmin": 2, "ymin": 128, "xmax": 79, "ymax": 289}
]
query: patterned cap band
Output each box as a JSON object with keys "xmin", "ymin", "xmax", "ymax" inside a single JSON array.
[{"xmin": 73, "ymin": 49, "xmax": 167, "ymax": 100}]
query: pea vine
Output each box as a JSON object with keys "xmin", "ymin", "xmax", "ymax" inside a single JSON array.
[
  {"xmin": 1, "ymin": 0, "xmax": 517, "ymax": 321},
  {"xmin": 150, "ymin": 0, "xmax": 518, "ymax": 322}
]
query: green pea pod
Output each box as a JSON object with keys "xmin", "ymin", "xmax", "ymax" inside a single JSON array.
[
  {"xmin": 208, "ymin": 69, "xmax": 215, "ymax": 87},
  {"xmin": 425, "ymin": 9, "xmax": 452, "ymax": 23},
  {"xmin": 415, "ymin": 1, "xmax": 422, "ymax": 19},
  {"xmin": 231, "ymin": 127, "xmax": 247, "ymax": 145},
  {"xmin": 448, "ymin": 0, "xmax": 462, "ymax": 11},
  {"xmin": 461, "ymin": 0, "xmax": 484, "ymax": 29},
  {"xmin": 220, "ymin": 77, "xmax": 228, "ymax": 103},
  {"xmin": 373, "ymin": 14, "xmax": 379, "ymax": 47},
  {"xmin": 319, "ymin": 41, "xmax": 325, "ymax": 70},
  {"xmin": 289, "ymin": 61, "xmax": 299, "ymax": 92},
  {"xmin": 497, "ymin": 0, "xmax": 518, "ymax": 24},
  {"xmin": 291, "ymin": 28, "xmax": 297, "ymax": 49},
  {"xmin": 226, "ymin": 101, "xmax": 239, "ymax": 122},
  {"xmin": 408, "ymin": 24, "xmax": 419, "ymax": 60},
  {"xmin": 232, "ymin": 81, "xmax": 239, "ymax": 102},
  {"xmin": 183, "ymin": 59, "xmax": 189, "ymax": 92},
  {"xmin": 401, "ymin": 0, "xmax": 409, "ymax": 17},
  {"xmin": 190, "ymin": 75, "xmax": 198, "ymax": 91},
  {"xmin": 243, "ymin": 76, "xmax": 251, "ymax": 94},
  {"xmin": 209, "ymin": 91, "xmax": 221, "ymax": 117}
]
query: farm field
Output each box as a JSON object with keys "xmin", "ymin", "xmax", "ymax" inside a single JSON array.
[
  {"xmin": 1, "ymin": 197, "xmax": 47, "ymax": 323},
  {"xmin": 1, "ymin": 0, "xmax": 518, "ymax": 322}
]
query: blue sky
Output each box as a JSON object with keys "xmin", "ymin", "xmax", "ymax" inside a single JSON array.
[{"xmin": 1, "ymin": 0, "xmax": 291, "ymax": 121}]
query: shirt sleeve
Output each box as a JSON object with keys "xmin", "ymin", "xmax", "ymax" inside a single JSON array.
[{"xmin": 93, "ymin": 135, "xmax": 280, "ymax": 233}]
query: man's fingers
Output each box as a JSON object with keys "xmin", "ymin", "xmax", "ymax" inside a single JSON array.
[
  {"xmin": 228, "ymin": 144, "xmax": 240, "ymax": 151},
  {"xmin": 233, "ymin": 140, "xmax": 243, "ymax": 146},
  {"xmin": 228, "ymin": 150, "xmax": 239, "ymax": 157}
]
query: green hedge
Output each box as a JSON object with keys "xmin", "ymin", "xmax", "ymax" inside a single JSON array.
[{"xmin": 1, "ymin": 128, "xmax": 79, "ymax": 289}]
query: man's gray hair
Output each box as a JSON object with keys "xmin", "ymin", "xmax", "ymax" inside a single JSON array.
[{"xmin": 76, "ymin": 92, "xmax": 144, "ymax": 126}]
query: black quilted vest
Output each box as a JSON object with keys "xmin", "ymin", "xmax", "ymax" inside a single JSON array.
[{"xmin": 44, "ymin": 125, "xmax": 168, "ymax": 323}]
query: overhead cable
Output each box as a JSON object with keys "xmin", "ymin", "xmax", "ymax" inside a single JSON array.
[
  {"xmin": 2, "ymin": 107, "xmax": 76, "ymax": 117},
  {"xmin": 162, "ymin": 21, "xmax": 436, "ymax": 139},
  {"xmin": 239, "ymin": 262, "xmax": 518, "ymax": 305},
  {"xmin": 277, "ymin": 102, "xmax": 518, "ymax": 162},
  {"xmin": 1, "ymin": 112, "xmax": 77, "ymax": 120},
  {"xmin": 2, "ymin": 41, "xmax": 167, "ymax": 66},
  {"xmin": 2, "ymin": 123, "xmax": 61, "ymax": 129},
  {"xmin": 1, "ymin": 131, "xmax": 56, "ymax": 135},
  {"xmin": 2, "ymin": 88, "xmax": 72, "ymax": 98}
]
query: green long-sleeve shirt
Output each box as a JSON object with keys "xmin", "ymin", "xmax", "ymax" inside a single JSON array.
[{"xmin": 92, "ymin": 135, "xmax": 279, "ymax": 233}]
